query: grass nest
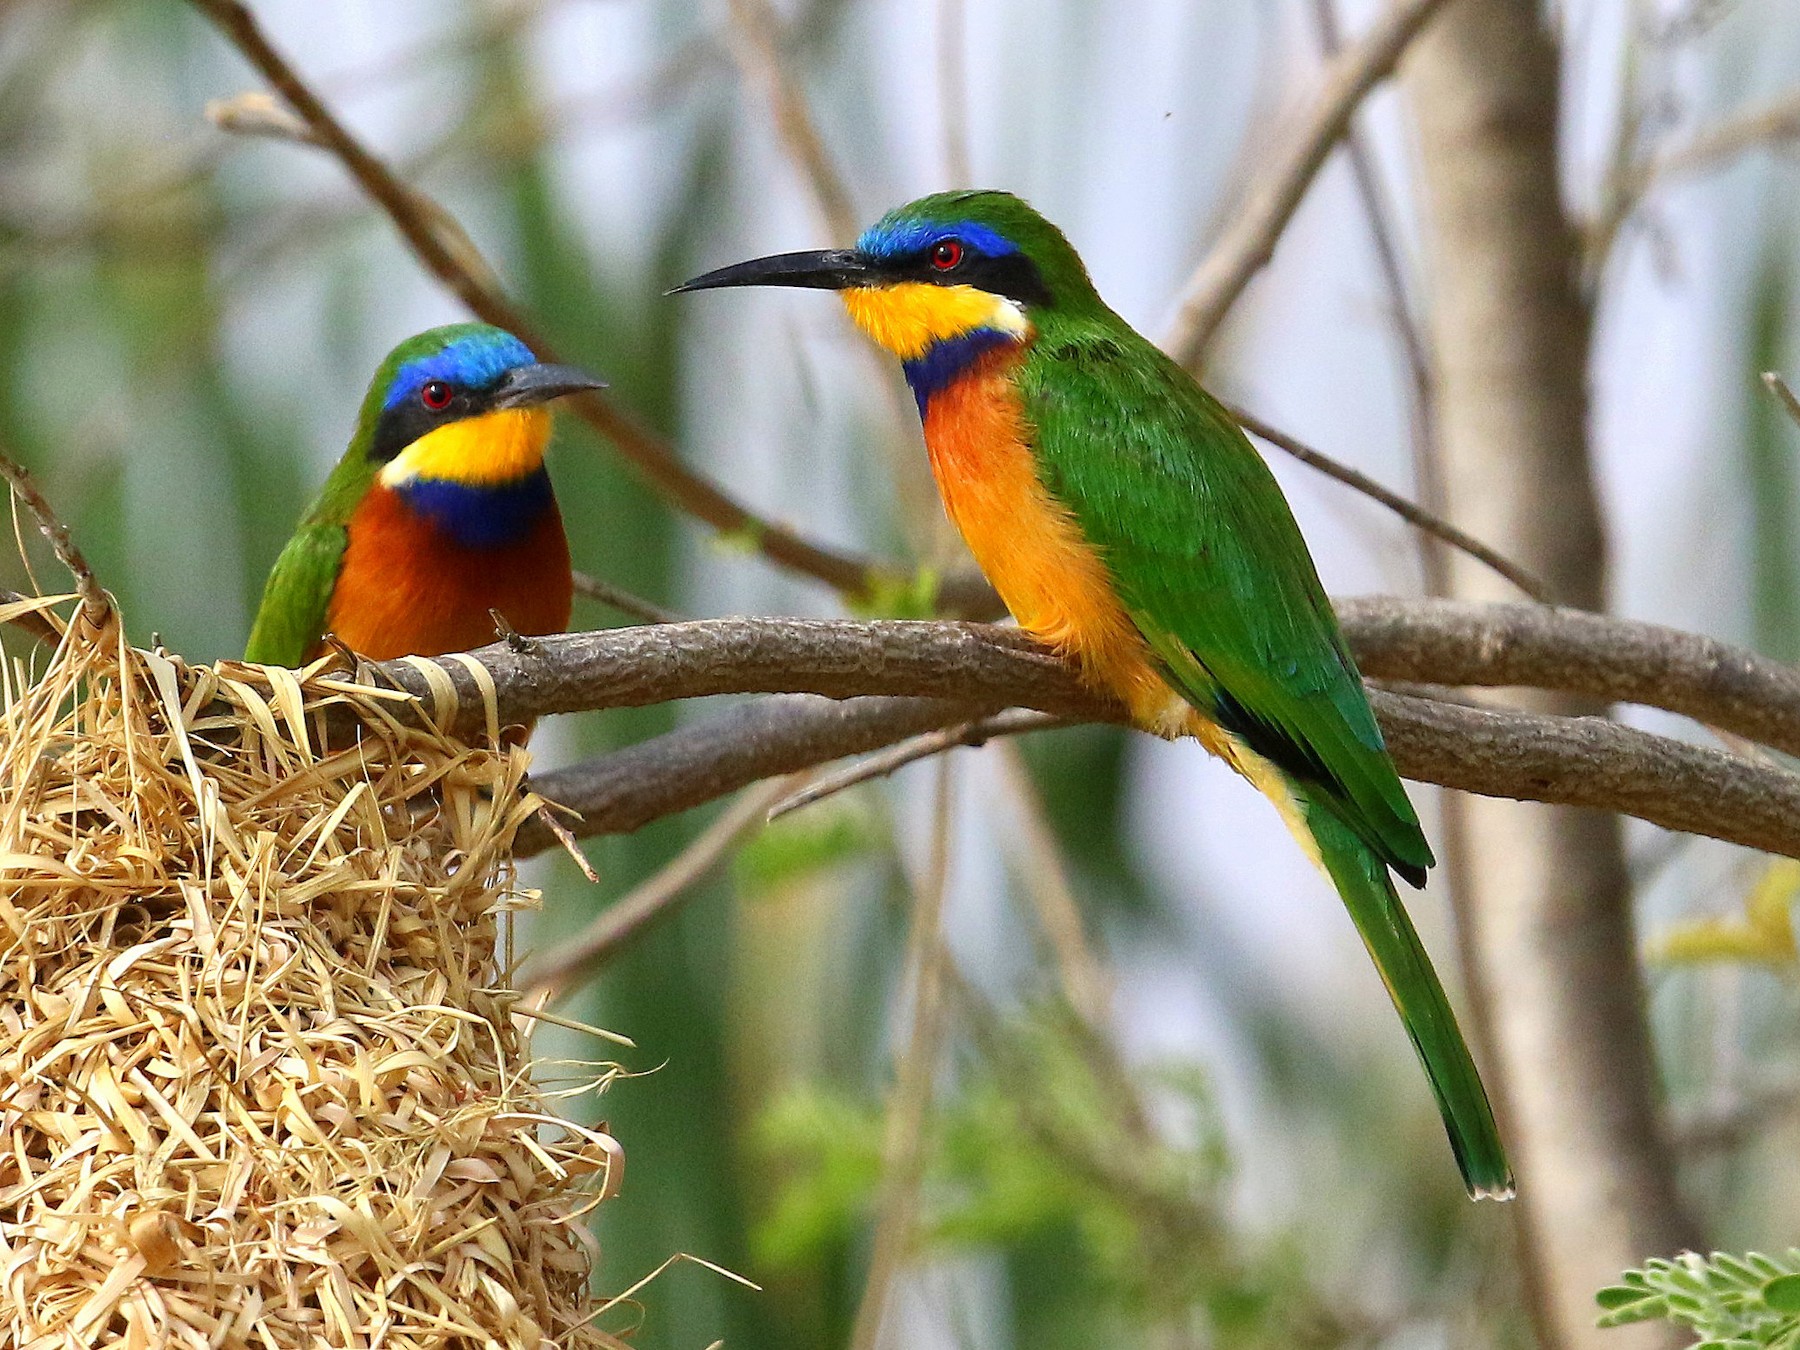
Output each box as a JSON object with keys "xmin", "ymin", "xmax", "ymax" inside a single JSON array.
[{"xmin": 0, "ymin": 593, "xmax": 622, "ymax": 1348}]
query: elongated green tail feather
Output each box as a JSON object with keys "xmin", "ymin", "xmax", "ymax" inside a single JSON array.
[{"xmin": 1298, "ymin": 784, "xmax": 1513, "ymax": 1200}]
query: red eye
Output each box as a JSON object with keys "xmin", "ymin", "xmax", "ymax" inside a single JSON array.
[
  {"xmin": 929, "ymin": 239, "xmax": 963, "ymax": 271},
  {"xmin": 420, "ymin": 380, "xmax": 453, "ymax": 410}
]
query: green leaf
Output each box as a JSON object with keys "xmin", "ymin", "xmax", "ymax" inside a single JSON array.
[
  {"xmin": 1763, "ymin": 1277, "xmax": 1800, "ymax": 1314},
  {"xmin": 1596, "ymin": 1285, "xmax": 1662, "ymax": 1312}
]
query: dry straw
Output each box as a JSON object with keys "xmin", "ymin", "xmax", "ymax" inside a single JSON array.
[{"xmin": 0, "ymin": 591, "xmax": 623, "ymax": 1348}]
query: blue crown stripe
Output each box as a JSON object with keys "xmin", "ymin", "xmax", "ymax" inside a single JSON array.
[
  {"xmin": 857, "ymin": 219, "xmax": 1019, "ymax": 261},
  {"xmin": 383, "ymin": 332, "xmax": 538, "ymax": 410}
]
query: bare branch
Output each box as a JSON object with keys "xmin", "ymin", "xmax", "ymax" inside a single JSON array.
[
  {"xmin": 725, "ymin": 0, "xmax": 859, "ymax": 243},
  {"xmin": 184, "ymin": 0, "xmax": 952, "ymax": 610},
  {"xmin": 570, "ymin": 570, "xmax": 684, "ymax": 626},
  {"xmin": 1228, "ymin": 405, "xmax": 1552, "ymax": 603},
  {"xmin": 520, "ymin": 777, "xmax": 793, "ymax": 999},
  {"xmin": 1369, "ymin": 686, "xmax": 1800, "ymax": 862},
  {"xmin": 1305, "ymin": 0, "xmax": 1451, "ymax": 596},
  {"xmin": 514, "ymin": 695, "xmax": 982, "ymax": 855},
  {"xmin": 1765, "ymin": 371, "xmax": 1800, "ymax": 433},
  {"xmin": 1161, "ymin": 0, "xmax": 1456, "ymax": 369},
  {"xmin": 366, "ymin": 600, "xmax": 1800, "ymax": 760},
  {"xmin": 1339, "ymin": 595, "xmax": 1800, "ymax": 758},
  {"xmin": 767, "ymin": 709, "xmax": 1063, "ymax": 820},
  {"xmin": 512, "ymin": 679, "xmax": 1800, "ymax": 867},
  {"xmin": 0, "ymin": 443, "xmax": 106, "ymax": 623},
  {"xmin": 467, "ymin": 601, "xmax": 1800, "ymax": 866},
  {"xmin": 1592, "ymin": 89, "xmax": 1800, "ymax": 265},
  {"xmin": 850, "ymin": 759, "xmax": 954, "ymax": 1350}
]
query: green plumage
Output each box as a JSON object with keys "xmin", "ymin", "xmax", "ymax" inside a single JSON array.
[
  {"xmin": 678, "ymin": 189, "xmax": 1512, "ymax": 1198},
  {"xmin": 913, "ymin": 192, "xmax": 1510, "ymax": 1198}
]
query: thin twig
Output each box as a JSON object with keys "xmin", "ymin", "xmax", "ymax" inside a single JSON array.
[
  {"xmin": 936, "ymin": 0, "xmax": 972, "ymax": 186},
  {"xmin": 994, "ymin": 742, "xmax": 1113, "ymax": 1032},
  {"xmin": 0, "ymin": 589, "xmax": 66, "ymax": 648},
  {"xmin": 571, "ymin": 570, "xmax": 685, "ymax": 626},
  {"xmin": 721, "ymin": 0, "xmax": 946, "ymax": 548},
  {"xmin": 186, "ymin": 0, "xmax": 916, "ymax": 608},
  {"xmin": 532, "ymin": 802, "xmax": 600, "ymax": 883},
  {"xmin": 1161, "ymin": 0, "xmax": 1456, "ymax": 369},
  {"xmin": 1306, "ymin": 0, "xmax": 1450, "ymax": 596},
  {"xmin": 1764, "ymin": 371, "xmax": 1800, "ymax": 433},
  {"xmin": 1591, "ymin": 88, "xmax": 1800, "ymax": 266},
  {"xmin": 0, "ymin": 445, "xmax": 106, "ymax": 621},
  {"xmin": 766, "ymin": 708, "xmax": 1063, "ymax": 820},
  {"xmin": 724, "ymin": 0, "xmax": 858, "ymax": 244},
  {"xmin": 521, "ymin": 777, "xmax": 795, "ymax": 999},
  {"xmin": 1228, "ymin": 405, "xmax": 1554, "ymax": 603},
  {"xmin": 849, "ymin": 758, "xmax": 954, "ymax": 1350}
]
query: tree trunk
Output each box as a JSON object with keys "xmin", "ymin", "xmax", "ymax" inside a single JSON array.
[{"xmin": 1405, "ymin": 3, "xmax": 1699, "ymax": 1346}]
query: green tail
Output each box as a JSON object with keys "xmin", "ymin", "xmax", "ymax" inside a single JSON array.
[{"xmin": 1299, "ymin": 784, "xmax": 1514, "ymax": 1200}]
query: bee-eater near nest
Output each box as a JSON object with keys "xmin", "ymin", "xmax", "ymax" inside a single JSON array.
[
  {"xmin": 246, "ymin": 323, "xmax": 602, "ymax": 667},
  {"xmin": 677, "ymin": 190, "xmax": 1511, "ymax": 1199}
]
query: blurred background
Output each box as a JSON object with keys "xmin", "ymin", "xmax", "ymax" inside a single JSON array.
[{"xmin": 4, "ymin": 0, "xmax": 1800, "ymax": 1346}]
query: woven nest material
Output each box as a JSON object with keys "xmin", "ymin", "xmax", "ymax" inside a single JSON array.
[{"xmin": 0, "ymin": 595, "xmax": 622, "ymax": 1349}]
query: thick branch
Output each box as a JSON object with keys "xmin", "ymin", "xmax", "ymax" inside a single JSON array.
[
  {"xmin": 515, "ymin": 695, "xmax": 981, "ymax": 854},
  {"xmin": 1337, "ymin": 596, "xmax": 1800, "ymax": 757},
  {"xmin": 461, "ymin": 601, "xmax": 1800, "ymax": 868},
  {"xmin": 369, "ymin": 600, "xmax": 1800, "ymax": 761},
  {"xmin": 511, "ymin": 682, "xmax": 1800, "ymax": 869}
]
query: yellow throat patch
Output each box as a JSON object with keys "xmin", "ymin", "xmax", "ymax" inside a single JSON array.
[
  {"xmin": 378, "ymin": 407, "xmax": 553, "ymax": 488},
  {"xmin": 839, "ymin": 282, "xmax": 1028, "ymax": 360}
]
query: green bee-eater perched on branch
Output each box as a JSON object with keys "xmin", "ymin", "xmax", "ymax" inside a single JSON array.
[{"xmin": 679, "ymin": 189, "xmax": 1511, "ymax": 1199}]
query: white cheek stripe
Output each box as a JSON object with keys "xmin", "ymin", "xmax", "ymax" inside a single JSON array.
[{"xmin": 990, "ymin": 296, "xmax": 1028, "ymax": 337}]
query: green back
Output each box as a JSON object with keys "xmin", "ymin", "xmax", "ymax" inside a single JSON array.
[{"xmin": 1017, "ymin": 310, "xmax": 1434, "ymax": 883}]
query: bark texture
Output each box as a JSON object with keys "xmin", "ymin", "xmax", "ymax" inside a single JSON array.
[{"xmin": 1408, "ymin": 3, "xmax": 1697, "ymax": 1344}]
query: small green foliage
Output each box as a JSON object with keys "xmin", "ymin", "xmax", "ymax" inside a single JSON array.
[
  {"xmin": 735, "ymin": 803, "xmax": 882, "ymax": 896},
  {"xmin": 710, "ymin": 521, "xmax": 769, "ymax": 557},
  {"xmin": 1598, "ymin": 1250, "xmax": 1800, "ymax": 1347},
  {"xmin": 751, "ymin": 1089, "xmax": 885, "ymax": 1270},
  {"xmin": 752, "ymin": 999, "xmax": 1352, "ymax": 1346},
  {"xmin": 848, "ymin": 565, "xmax": 942, "ymax": 619}
]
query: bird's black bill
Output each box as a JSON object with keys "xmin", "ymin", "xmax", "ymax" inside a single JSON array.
[
  {"xmin": 491, "ymin": 363, "xmax": 607, "ymax": 410},
  {"xmin": 671, "ymin": 248, "xmax": 874, "ymax": 295}
]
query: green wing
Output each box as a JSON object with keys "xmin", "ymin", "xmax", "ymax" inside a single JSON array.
[
  {"xmin": 1019, "ymin": 331, "xmax": 1433, "ymax": 883},
  {"xmin": 243, "ymin": 521, "xmax": 346, "ymax": 667}
]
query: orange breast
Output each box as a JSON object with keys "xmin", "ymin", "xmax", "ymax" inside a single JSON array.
[
  {"xmin": 921, "ymin": 349, "xmax": 1179, "ymax": 730},
  {"xmin": 325, "ymin": 484, "xmax": 572, "ymax": 661}
]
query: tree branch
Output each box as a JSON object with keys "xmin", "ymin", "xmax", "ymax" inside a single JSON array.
[
  {"xmin": 364, "ymin": 600, "xmax": 1800, "ymax": 761},
  {"xmin": 1591, "ymin": 88, "xmax": 1800, "ymax": 267},
  {"xmin": 410, "ymin": 601, "xmax": 1800, "ymax": 869},
  {"xmin": 1228, "ymin": 407, "xmax": 1551, "ymax": 603},
  {"xmin": 1161, "ymin": 0, "xmax": 1456, "ymax": 369}
]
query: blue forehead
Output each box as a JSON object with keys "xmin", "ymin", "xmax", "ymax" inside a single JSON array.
[
  {"xmin": 383, "ymin": 331, "xmax": 537, "ymax": 409},
  {"xmin": 856, "ymin": 218, "xmax": 1018, "ymax": 262}
]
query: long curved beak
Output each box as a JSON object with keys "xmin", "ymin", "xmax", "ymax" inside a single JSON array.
[
  {"xmin": 671, "ymin": 248, "xmax": 875, "ymax": 294},
  {"xmin": 490, "ymin": 362, "xmax": 608, "ymax": 410}
]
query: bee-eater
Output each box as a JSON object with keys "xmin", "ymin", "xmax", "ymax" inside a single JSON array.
[
  {"xmin": 677, "ymin": 190, "xmax": 1511, "ymax": 1199},
  {"xmin": 245, "ymin": 323, "xmax": 602, "ymax": 667}
]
